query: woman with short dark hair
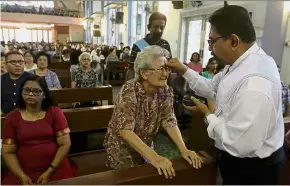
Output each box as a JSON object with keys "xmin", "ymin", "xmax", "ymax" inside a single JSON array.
[
  {"xmin": 29, "ymin": 51, "xmax": 61, "ymax": 89},
  {"xmin": 2, "ymin": 76, "xmax": 75, "ymax": 185}
]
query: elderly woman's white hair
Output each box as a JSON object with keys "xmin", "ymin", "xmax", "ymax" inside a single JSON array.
[
  {"xmin": 134, "ymin": 45, "xmax": 170, "ymax": 81},
  {"xmin": 78, "ymin": 52, "xmax": 92, "ymax": 62}
]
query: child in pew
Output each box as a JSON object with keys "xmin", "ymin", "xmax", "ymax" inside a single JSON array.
[
  {"xmin": 104, "ymin": 46, "xmax": 203, "ymax": 179},
  {"xmin": 2, "ymin": 75, "xmax": 76, "ymax": 185}
]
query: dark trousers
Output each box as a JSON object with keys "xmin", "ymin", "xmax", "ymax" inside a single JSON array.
[{"xmin": 218, "ymin": 147, "xmax": 285, "ymax": 185}]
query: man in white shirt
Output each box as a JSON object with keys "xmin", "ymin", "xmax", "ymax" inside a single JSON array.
[{"xmin": 167, "ymin": 5, "xmax": 285, "ymax": 184}]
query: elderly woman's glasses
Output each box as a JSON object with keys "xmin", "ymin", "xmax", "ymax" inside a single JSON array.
[
  {"xmin": 22, "ymin": 87, "xmax": 43, "ymax": 96},
  {"xmin": 82, "ymin": 58, "xmax": 91, "ymax": 62},
  {"xmin": 149, "ymin": 66, "xmax": 171, "ymax": 73}
]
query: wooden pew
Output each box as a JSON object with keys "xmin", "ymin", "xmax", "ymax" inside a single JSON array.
[
  {"xmin": 50, "ymin": 86, "xmax": 113, "ymax": 105},
  {"xmin": 63, "ymin": 105, "xmax": 114, "ymax": 132},
  {"xmin": 62, "ymin": 105, "xmax": 114, "ymax": 154},
  {"xmin": 49, "ymin": 62, "xmax": 71, "ymax": 69},
  {"xmin": 49, "ymin": 157, "xmax": 216, "ymax": 185},
  {"xmin": 48, "ymin": 62, "xmax": 71, "ymax": 88},
  {"xmin": 187, "ymin": 108, "xmax": 217, "ymax": 159},
  {"xmin": 106, "ymin": 62, "xmax": 129, "ymax": 86}
]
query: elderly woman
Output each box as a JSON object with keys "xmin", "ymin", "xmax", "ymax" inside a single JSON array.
[
  {"xmin": 71, "ymin": 52, "xmax": 100, "ymax": 88},
  {"xmin": 71, "ymin": 52, "xmax": 101, "ymax": 107},
  {"xmin": 104, "ymin": 45, "xmax": 203, "ymax": 179},
  {"xmin": 29, "ymin": 51, "xmax": 61, "ymax": 90}
]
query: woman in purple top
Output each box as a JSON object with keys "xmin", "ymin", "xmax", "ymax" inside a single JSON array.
[{"xmin": 29, "ymin": 51, "xmax": 61, "ymax": 89}]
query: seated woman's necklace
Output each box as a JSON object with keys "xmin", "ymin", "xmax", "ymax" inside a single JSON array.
[{"xmin": 25, "ymin": 110, "xmax": 42, "ymax": 122}]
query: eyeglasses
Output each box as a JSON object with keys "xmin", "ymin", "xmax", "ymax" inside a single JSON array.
[
  {"xmin": 207, "ymin": 36, "xmax": 223, "ymax": 48},
  {"xmin": 82, "ymin": 58, "xmax": 91, "ymax": 62},
  {"xmin": 148, "ymin": 66, "xmax": 171, "ymax": 73},
  {"xmin": 6, "ymin": 60, "xmax": 25, "ymax": 65},
  {"xmin": 22, "ymin": 87, "xmax": 43, "ymax": 96}
]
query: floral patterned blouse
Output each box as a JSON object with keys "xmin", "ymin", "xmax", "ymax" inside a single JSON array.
[
  {"xmin": 103, "ymin": 80, "xmax": 177, "ymax": 170},
  {"xmin": 71, "ymin": 67, "xmax": 100, "ymax": 88}
]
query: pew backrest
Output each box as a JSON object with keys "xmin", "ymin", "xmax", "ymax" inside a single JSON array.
[
  {"xmin": 49, "ymin": 158, "xmax": 216, "ymax": 185},
  {"xmin": 49, "ymin": 62, "xmax": 71, "ymax": 69},
  {"xmin": 50, "ymin": 86, "xmax": 113, "ymax": 105},
  {"xmin": 63, "ymin": 105, "xmax": 114, "ymax": 132},
  {"xmin": 106, "ymin": 61, "xmax": 129, "ymax": 70}
]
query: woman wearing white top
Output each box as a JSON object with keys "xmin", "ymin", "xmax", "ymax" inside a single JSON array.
[
  {"xmin": 24, "ymin": 51, "xmax": 37, "ymax": 72},
  {"xmin": 91, "ymin": 48, "xmax": 104, "ymax": 75}
]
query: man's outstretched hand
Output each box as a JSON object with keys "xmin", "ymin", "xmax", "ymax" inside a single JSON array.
[{"xmin": 167, "ymin": 58, "xmax": 188, "ymax": 74}]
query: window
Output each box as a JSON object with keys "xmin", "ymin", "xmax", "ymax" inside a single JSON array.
[
  {"xmin": 185, "ymin": 19, "xmax": 202, "ymax": 63},
  {"xmin": 43, "ymin": 30, "xmax": 48, "ymax": 42},
  {"xmin": 15, "ymin": 28, "xmax": 31, "ymax": 42},
  {"xmin": 3, "ymin": 28, "xmax": 9, "ymax": 42},
  {"xmin": 48, "ymin": 30, "xmax": 52, "ymax": 43},
  {"xmin": 32, "ymin": 30, "xmax": 38, "ymax": 42},
  {"xmin": 181, "ymin": 15, "xmax": 213, "ymax": 67},
  {"xmin": 37, "ymin": 30, "xmax": 43, "ymax": 42},
  {"xmin": 9, "ymin": 29, "xmax": 15, "ymax": 41}
]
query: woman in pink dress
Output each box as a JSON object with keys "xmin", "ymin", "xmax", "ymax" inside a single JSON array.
[
  {"xmin": 187, "ymin": 52, "xmax": 203, "ymax": 73},
  {"xmin": 2, "ymin": 75, "xmax": 75, "ymax": 185}
]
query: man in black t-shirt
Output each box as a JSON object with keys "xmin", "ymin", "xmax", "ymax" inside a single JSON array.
[
  {"xmin": 126, "ymin": 12, "xmax": 172, "ymax": 81},
  {"xmin": 1, "ymin": 51, "xmax": 31, "ymax": 114}
]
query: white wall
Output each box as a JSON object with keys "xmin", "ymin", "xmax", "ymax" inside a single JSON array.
[{"xmin": 162, "ymin": 3, "xmax": 180, "ymax": 58}]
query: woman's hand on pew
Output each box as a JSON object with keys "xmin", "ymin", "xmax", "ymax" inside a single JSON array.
[
  {"xmin": 151, "ymin": 155, "xmax": 175, "ymax": 179},
  {"xmin": 36, "ymin": 169, "xmax": 53, "ymax": 184},
  {"xmin": 181, "ymin": 149, "xmax": 203, "ymax": 169},
  {"xmin": 19, "ymin": 174, "xmax": 33, "ymax": 185}
]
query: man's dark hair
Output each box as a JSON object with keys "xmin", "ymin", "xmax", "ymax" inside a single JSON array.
[
  {"xmin": 206, "ymin": 57, "xmax": 215, "ymax": 70},
  {"xmin": 5, "ymin": 51, "xmax": 24, "ymax": 62},
  {"xmin": 70, "ymin": 49, "xmax": 82, "ymax": 65},
  {"xmin": 17, "ymin": 75, "xmax": 56, "ymax": 110},
  {"xmin": 208, "ymin": 5, "xmax": 256, "ymax": 43},
  {"xmin": 1, "ymin": 52, "xmax": 5, "ymax": 58},
  {"xmin": 35, "ymin": 51, "xmax": 51, "ymax": 64},
  {"xmin": 148, "ymin": 12, "xmax": 167, "ymax": 27},
  {"xmin": 123, "ymin": 46, "xmax": 131, "ymax": 51}
]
